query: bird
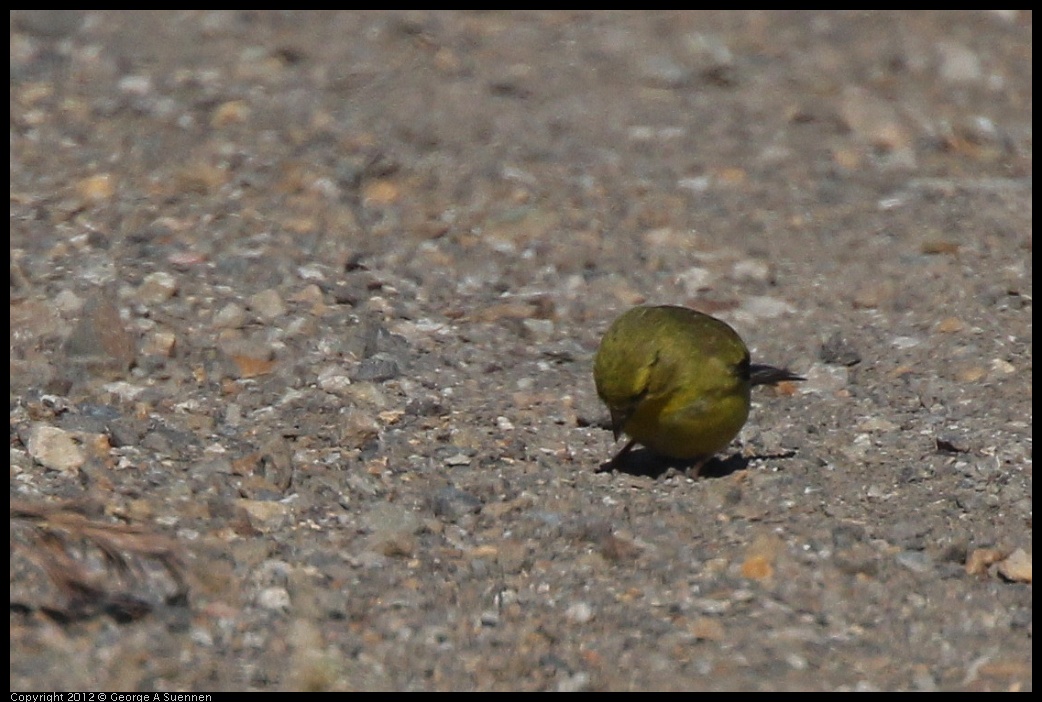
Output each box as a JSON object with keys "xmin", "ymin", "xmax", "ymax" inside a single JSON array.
[{"xmin": 593, "ymin": 304, "xmax": 803, "ymax": 473}]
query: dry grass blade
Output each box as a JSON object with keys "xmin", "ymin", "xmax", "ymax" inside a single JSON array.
[{"xmin": 10, "ymin": 499, "xmax": 188, "ymax": 621}]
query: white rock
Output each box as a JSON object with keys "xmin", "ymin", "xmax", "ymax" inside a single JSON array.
[{"xmin": 26, "ymin": 424, "xmax": 84, "ymax": 473}]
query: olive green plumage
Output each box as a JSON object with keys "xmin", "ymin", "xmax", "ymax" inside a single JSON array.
[{"xmin": 594, "ymin": 305, "xmax": 802, "ymax": 467}]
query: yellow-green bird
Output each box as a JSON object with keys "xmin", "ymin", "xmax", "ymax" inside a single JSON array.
[{"xmin": 593, "ymin": 305, "xmax": 802, "ymax": 471}]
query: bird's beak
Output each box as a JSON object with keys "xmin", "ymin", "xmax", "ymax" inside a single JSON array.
[{"xmin": 609, "ymin": 407, "xmax": 629, "ymax": 441}]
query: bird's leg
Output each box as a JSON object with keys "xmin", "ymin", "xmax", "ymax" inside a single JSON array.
[
  {"xmin": 611, "ymin": 439, "xmax": 637, "ymax": 465},
  {"xmin": 684, "ymin": 455, "xmax": 711, "ymax": 479},
  {"xmin": 596, "ymin": 439, "xmax": 637, "ymax": 472}
]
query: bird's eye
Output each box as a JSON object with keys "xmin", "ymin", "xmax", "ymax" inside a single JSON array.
[{"xmin": 621, "ymin": 383, "xmax": 649, "ymax": 413}]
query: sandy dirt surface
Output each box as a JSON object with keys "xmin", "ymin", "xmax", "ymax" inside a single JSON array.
[{"xmin": 10, "ymin": 11, "xmax": 1031, "ymax": 691}]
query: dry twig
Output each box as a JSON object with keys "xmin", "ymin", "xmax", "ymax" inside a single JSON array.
[{"xmin": 10, "ymin": 499, "xmax": 188, "ymax": 622}]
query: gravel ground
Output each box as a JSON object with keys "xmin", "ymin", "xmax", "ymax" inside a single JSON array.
[{"xmin": 10, "ymin": 11, "xmax": 1031, "ymax": 692}]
